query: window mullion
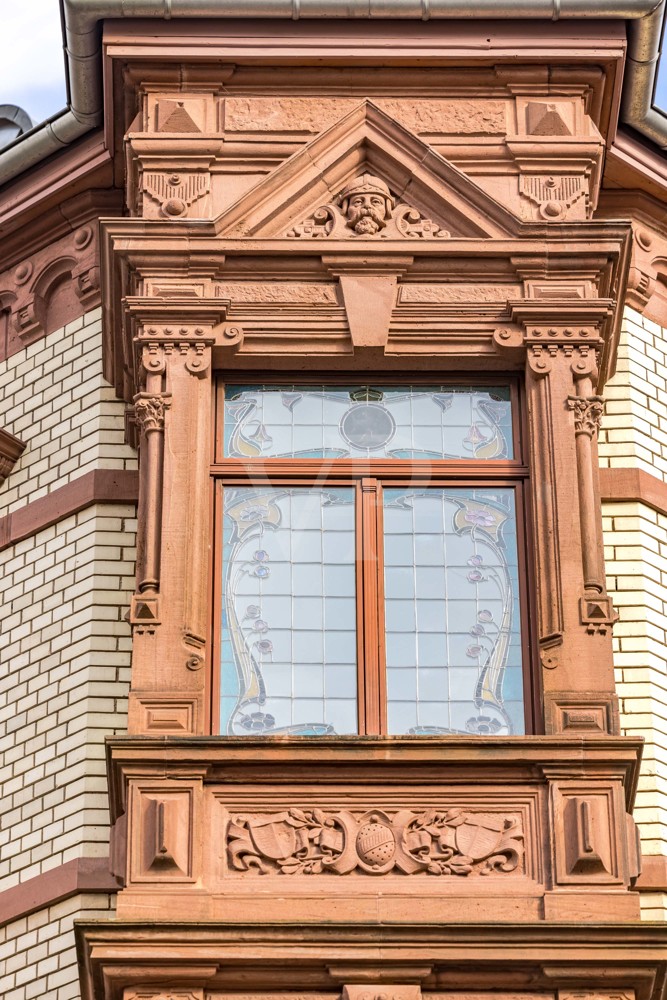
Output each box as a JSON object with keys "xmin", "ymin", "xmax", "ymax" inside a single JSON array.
[{"xmin": 360, "ymin": 477, "xmax": 385, "ymax": 735}]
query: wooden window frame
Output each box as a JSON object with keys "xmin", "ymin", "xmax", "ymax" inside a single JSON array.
[{"xmin": 210, "ymin": 374, "xmax": 537, "ymax": 736}]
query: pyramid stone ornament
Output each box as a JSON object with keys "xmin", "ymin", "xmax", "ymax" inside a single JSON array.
[
  {"xmin": 286, "ymin": 172, "xmax": 450, "ymax": 240},
  {"xmin": 157, "ymin": 100, "xmax": 202, "ymax": 134}
]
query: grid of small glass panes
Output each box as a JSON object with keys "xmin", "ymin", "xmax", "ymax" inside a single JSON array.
[{"xmin": 220, "ymin": 385, "xmax": 524, "ymax": 736}]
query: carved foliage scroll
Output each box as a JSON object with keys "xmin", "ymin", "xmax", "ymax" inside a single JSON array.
[
  {"xmin": 567, "ymin": 395, "xmax": 604, "ymax": 438},
  {"xmin": 287, "ymin": 173, "xmax": 449, "ymax": 240},
  {"xmin": 227, "ymin": 807, "xmax": 523, "ymax": 877}
]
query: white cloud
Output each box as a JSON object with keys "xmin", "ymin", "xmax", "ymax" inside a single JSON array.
[{"xmin": 0, "ymin": 1, "xmax": 68, "ymax": 125}]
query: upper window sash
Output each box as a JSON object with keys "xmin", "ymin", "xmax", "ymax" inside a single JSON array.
[{"xmin": 220, "ymin": 384, "xmax": 516, "ymax": 462}]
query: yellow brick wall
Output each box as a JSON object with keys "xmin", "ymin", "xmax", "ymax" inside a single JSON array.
[
  {"xmin": 0, "ymin": 311, "xmax": 137, "ymax": 998},
  {"xmin": 0, "ymin": 894, "xmax": 115, "ymax": 1000},
  {"xmin": 0, "ymin": 308, "xmax": 137, "ymax": 518},
  {"xmin": 602, "ymin": 306, "xmax": 667, "ymax": 919},
  {"xmin": 599, "ymin": 307, "xmax": 667, "ymax": 480}
]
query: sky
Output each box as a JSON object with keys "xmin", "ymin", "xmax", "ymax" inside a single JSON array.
[
  {"xmin": 656, "ymin": 61, "xmax": 667, "ymax": 114},
  {"xmin": 1, "ymin": 1, "xmax": 68, "ymax": 127}
]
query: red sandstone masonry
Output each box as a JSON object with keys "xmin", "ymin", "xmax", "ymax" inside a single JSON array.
[
  {"xmin": 0, "ymin": 468, "xmax": 138, "ymax": 551},
  {"xmin": 0, "ymin": 858, "xmax": 118, "ymax": 926},
  {"xmin": 599, "ymin": 466, "xmax": 667, "ymax": 517}
]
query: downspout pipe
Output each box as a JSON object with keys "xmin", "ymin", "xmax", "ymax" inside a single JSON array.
[{"xmin": 0, "ymin": 0, "xmax": 664, "ymax": 188}]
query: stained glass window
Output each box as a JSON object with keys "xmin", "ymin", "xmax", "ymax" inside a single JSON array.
[
  {"xmin": 221, "ymin": 486, "xmax": 357, "ymax": 735},
  {"xmin": 224, "ymin": 385, "xmax": 513, "ymax": 460},
  {"xmin": 217, "ymin": 381, "xmax": 528, "ymax": 736},
  {"xmin": 383, "ymin": 488, "xmax": 523, "ymax": 736}
]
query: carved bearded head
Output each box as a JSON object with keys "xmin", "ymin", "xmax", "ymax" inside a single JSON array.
[{"xmin": 339, "ymin": 174, "xmax": 393, "ymax": 235}]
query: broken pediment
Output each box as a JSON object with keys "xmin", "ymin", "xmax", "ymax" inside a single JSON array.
[{"xmin": 215, "ymin": 100, "xmax": 521, "ymax": 241}]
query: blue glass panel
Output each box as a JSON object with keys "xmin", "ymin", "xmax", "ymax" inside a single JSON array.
[
  {"xmin": 383, "ymin": 488, "xmax": 524, "ymax": 735},
  {"xmin": 224, "ymin": 385, "xmax": 513, "ymax": 459},
  {"xmin": 220, "ymin": 486, "xmax": 357, "ymax": 735}
]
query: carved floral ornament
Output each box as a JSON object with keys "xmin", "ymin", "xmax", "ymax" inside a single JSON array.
[
  {"xmin": 228, "ymin": 806, "xmax": 523, "ymax": 877},
  {"xmin": 567, "ymin": 394, "xmax": 605, "ymax": 438},
  {"xmin": 134, "ymin": 392, "xmax": 171, "ymax": 433},
  {"xmin": 286, "ymin": 173, "xmax": 449, "ymax": 240}
]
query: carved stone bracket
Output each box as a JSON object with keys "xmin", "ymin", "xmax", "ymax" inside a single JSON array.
[
  {"xmin": 0, "ymin": 427, "xmax": 26, "ymax": 486},
  {"xmin": 227, "ymin": 807, "xmax": 523, "ymax": 878},
  {"xmin": 125, "ymin": 132, "xmax": 222, "ymax": 219},
  {"xmin": 123, "ymin": 295, "xmax": 226, "ymax": 390},
  {"xmin": 496, "ymin": 302, "xmax": 612, "ymax": 387},
  {"xmin": 140, "ymin": 339, "xmax": 213, "ymax": 379},
  {"xmin": 12, "ymin": 294, "xmax": 45, "ymax": 342},
  {"xmin": 343, "ymin": 987, "xmax": 421, "ymax": 1000},
  {"xmin": 580, "ymin": 595, "xmax": 619, "ymax": 636},
  {"xmin": 519, "ymin": 174, "xmax": 588, "ymax": 221},
  {"xmin": 143, "ymin": 171, "xmax": 210, "ymax": 219}
]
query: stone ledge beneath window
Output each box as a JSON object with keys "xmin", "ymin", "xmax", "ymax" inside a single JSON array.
[{"xmin": 105, "ymin": 736, "xmax": 644, "ymax": 926}]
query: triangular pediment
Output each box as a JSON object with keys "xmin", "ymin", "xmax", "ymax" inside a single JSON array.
[{"xmin": 215, "ymin": 100, "xmax": 520, "ymax": 241}]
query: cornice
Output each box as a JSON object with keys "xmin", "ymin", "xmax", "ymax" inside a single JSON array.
[
  {"xmin": 105, "ymin": 734, "xmax": 644, "ymax": 821},
  {"xmin": 600, "ymin": 466, "xmax": 667, "ymax": 517},
  {"xmin": 0, "ymin": 133, "xmax": 113, "ymax": 246},
  {"xmin": 100, "ymin": 215, "xmax": 631, "ymax": 400},
  {"xmin": 76, "ymin": 919, "xmax": 667, "ymax": 1000}
]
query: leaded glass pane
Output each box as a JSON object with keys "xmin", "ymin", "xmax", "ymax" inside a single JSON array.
[
  {"xmin": 221, "ymin": 486, "xmax": 357, "ymax": 735},
  {"xmin": 383, "ymin": 488, "xmax": 524, "ymax": 736},
  {"xmin": 224, "ymin": 385, "xmax": 513, "ymax": 459}
]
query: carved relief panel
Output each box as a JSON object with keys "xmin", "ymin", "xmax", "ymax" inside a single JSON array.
[
  {"xmin": 226, "ymin": 806, "xmax": 525, "ymax": 879},
  {"xmin": 111, "ymin": 739, "xmax": 642, "ymax": 924}
]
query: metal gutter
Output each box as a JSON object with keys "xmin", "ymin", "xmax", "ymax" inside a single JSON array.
[{"xmin": 0, "ymin": 0, "xmax": 665, "ymax": 187}]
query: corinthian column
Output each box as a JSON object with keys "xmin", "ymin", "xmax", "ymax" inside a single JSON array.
[
  {"xmin": 520, "ymin": 320, "xmax": 619, "ymax": 735},
  {"xmin": 125, "ymin": 305, "xmax": 222, "ymax": 737}
]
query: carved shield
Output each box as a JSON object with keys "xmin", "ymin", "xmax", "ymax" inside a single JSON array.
[
  {"xmin": 356, "ymin": 821, "xmax": 395, "ymax": 867},
  {"xmin": 249, "ymin": 821, "xmax": 296, "ymax": 860},
  {"xmin": 455, "ymin": 817, "xmax": 503, "ymax": 861}
]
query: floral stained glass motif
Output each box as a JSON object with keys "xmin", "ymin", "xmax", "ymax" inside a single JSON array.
[
  {"xmin": 383, "ymin": 488, "xmax": 524, "ymax": 736},
  {"xmin": 221, "ymin": 487, "xmax": 357, "ymax": 735},
  {"xmin": 224, "ymin": 385, "xmax": 513, "ymax": 460}
]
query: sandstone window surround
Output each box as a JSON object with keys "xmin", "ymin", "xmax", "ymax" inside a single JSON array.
[
  {"xmin": 96, "ymin": 73, "xmax": 632, "ymax": 742},
  {"xmin": 75, "ymin": 28, "xmax": 667, "ymax": 1000},
  {"xmin": 103, "ymin": 203, "xmax": 629, "ymax": 741}
]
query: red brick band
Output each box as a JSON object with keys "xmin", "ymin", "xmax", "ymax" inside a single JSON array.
[
  {"xmin": 0, "ymin": 468, "xmax": 139, "ymax": 551},
  {"xmin": 0, "ymin": 858, "xmax": 118, "ymax": 927},
  {"xmin": 633, "ymin": 855, "xmax": 667, "ymax": 893},
  {"xmin": 599, "ymin": 466, "xmax": 667, "ymax": 518}
]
